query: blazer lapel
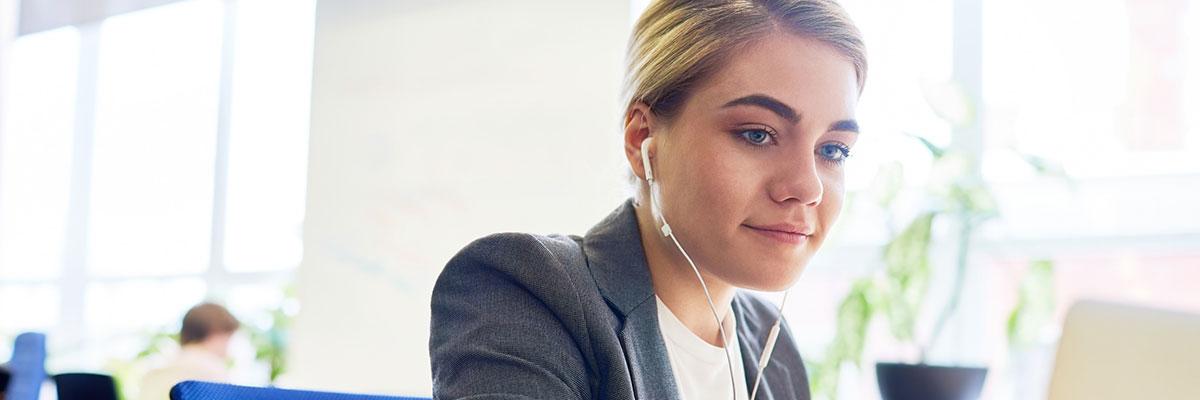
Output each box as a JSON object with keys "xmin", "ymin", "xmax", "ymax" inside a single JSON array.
[
  {"xmin": 619, "ymin": 302, "xmax": 681, "ymax": 400},
  {"xmin": 583, "ymin": 199, "xmax": 680, "ymax": 400}
]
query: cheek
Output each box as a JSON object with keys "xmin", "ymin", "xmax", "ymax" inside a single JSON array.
[
  {"xmin": 817, "ymin": 171, "xmax": 846, "ymax": 225},
  {"xmin": 687, "ymin": 144, "xmax": 762, "ymax": 211}
]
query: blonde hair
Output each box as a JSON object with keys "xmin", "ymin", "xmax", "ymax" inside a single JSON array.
[{"xmin": 624, "ymin": 0, "xmax": 867, "ymax": 123}]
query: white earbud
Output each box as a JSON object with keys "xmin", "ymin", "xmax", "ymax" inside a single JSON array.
[
  {"xmin": 640, "ymin": 138, "xmax": 671, "ymax": 237},
  {"xmin": 640, "ymin": 137, "xmax": 655, "ymax": 182}
]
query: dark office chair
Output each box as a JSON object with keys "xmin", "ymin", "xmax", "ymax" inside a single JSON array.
[
  {"xmin": 169, "ymin": 381, "xmax": 430, "ymax": 400},
  {"xmin": 53, "ymin": 373, "xmax": 119, "ymax": 400},
  {"xmin": 0, "ymin": 366, "xmax": 11, "ymax": 396}
]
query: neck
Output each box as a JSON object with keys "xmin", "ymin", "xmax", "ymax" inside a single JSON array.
[{"xmin": 635, "ymin": 198, "xmax": 737, "ymax": 347}]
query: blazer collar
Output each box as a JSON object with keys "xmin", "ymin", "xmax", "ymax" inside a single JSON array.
[
  {"xmin": 582, "ymin": 198, "xmax": 656, "ymax": 317},
  {"xmin": 582, "ymin": 199, "xmax": 679, "ymax": 399}
]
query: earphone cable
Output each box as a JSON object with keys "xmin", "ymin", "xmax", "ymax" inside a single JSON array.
[
  {"xmin": 667, "ymin": 231, "xmax": 740, "ymax": 400},
  {"xmin": 749, "ymin": 290, "xmax": 790, "ymax": 400}
]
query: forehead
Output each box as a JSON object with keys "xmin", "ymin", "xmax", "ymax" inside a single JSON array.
[{"xmin": 693, "ymin": 33, "xmax": 859, "ymax": 122}]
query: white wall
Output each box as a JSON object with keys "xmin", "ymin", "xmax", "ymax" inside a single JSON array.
[{"xmin": 288, "ymin": 0, "xmax": 632, "ymax": 395}]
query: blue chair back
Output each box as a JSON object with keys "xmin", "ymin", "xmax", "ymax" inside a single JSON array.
[
  {"xmin": 5, "ymin": 332, "xmax": 47, "ymax": 400},
  {"xmin": 169, "ymin": 381, "xmax": 430, "ymax": 400}
]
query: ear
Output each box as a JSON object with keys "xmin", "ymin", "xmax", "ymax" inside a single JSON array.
[{"xmin": 624, "ymin": 102, "xmax": 656, "ymax": 181}]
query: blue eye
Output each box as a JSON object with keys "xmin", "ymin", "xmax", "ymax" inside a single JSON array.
[
  {"xmin": 818, "ymin": 143, "xmax": 851, "ymax": 164},
  {"xmin": 737, "ymin": 129, "xmax": 775, "ymax": 146}
]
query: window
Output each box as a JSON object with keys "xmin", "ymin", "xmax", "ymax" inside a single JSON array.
[
  {"xmin": 982, "ymin": 0, "xmax": 1200, "ymax": 180},
  {"xmin": 0, "ymin": 26, "xmax": 78, "ymax": 282},
  {"xmin": 0, "ymin": 0, "xmax": 315, "ymax": 379},
  {"xmin": 0, "ymin": 25, "xmax": 78, "ymax": 362},
  {"xmin": 88, "ymin": 0, "xmax": 223, "ymax": 278},
  {"xmin": 223, "ymin": 0, "xmax": 313, "ymax": 272}
]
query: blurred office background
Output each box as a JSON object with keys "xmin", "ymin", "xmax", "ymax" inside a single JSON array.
[{"xmin": 0, "ymin": 0, "xmax": 1197, "ymax": 399}]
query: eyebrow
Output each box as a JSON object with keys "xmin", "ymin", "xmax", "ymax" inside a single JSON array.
[
  {"xmin": 829, "ymin": 119, "xmax": 859, "ymax": 133},
  {"xmin": 721, "ymin": 94, "xmax": 860, "ymax": 134},
  {"xmin": 722, "ymin": 94, "xmax": 800, "ymax": 125}
]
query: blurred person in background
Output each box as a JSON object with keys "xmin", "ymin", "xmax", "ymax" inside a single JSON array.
[{"xmin": 137, "ymin": 302, "xmax": 239, "ymax": 400}]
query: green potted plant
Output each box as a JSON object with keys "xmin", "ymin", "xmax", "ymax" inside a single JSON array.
[
  {"xmin": 809, "ymin": 136, "xmax": 1061, "ymax": 399},
  {"xmin": 245, "ymin": 302, "xmax": 294, "ymax": 384}
]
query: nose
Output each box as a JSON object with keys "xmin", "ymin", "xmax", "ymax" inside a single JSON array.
[{"xmin": 767, "ymin": 154, "xmax": 824, "ymax": 207}]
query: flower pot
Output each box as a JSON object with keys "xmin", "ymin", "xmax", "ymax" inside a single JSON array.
[{"xmin": 876, "ymin": 362, "xmax": 988, "ymax": 400}]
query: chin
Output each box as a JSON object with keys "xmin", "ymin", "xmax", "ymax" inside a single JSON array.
[{"xmin": 728, "ymin": 262, "xmax": 808, "ymax": 292}]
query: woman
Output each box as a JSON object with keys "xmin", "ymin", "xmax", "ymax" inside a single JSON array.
[{"xmin": 430, "ymin": 0, "xmax": 865, "ymax": 399}]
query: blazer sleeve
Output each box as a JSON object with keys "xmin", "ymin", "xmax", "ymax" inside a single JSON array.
[{"xmin": 430, "ymin": 232, "xmax": 593, "ymax": 400}]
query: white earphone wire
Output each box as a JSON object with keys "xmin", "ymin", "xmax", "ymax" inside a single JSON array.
[
  {"xmin": 749, "ymin": 290, "xmax": 789, "ymax": 400},
  {"xmin": 664, "ymin": 224, "xmax": 740, "ymax": 400}
]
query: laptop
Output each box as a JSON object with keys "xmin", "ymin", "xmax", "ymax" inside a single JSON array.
[{"xmin": 1047, "ymin": 300, "xmax": 1200, "ymax": 400}]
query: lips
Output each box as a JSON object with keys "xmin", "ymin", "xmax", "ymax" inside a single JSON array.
[
  {"xmin": 746, "ymin": 223, "xmax": 814, "ymax": 236},
  {"xmin": 743, "ymin": 223, "xmax": 814, "ymax": 245}
]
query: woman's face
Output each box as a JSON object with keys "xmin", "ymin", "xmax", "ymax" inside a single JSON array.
[{"xmin": 634, "ymin": 33, "xmax": 859, "ymax": 291}]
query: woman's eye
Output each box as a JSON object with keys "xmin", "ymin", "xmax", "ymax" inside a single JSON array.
[
  {"xmin": 737, "ymin": 129, "xmax": 775, "ymax": 146},
  {"xmin": 818, "ymin": 143, "xmax": 851, "ymax": 163}
]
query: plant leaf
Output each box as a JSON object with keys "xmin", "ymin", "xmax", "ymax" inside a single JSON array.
[
  {"xmin": 882, "ymin": 212, "xmax": 936, "ymax": 342},
  {"xmin": 1007, "ymin": 259, "xmax": 1056, "ymax": 347}
]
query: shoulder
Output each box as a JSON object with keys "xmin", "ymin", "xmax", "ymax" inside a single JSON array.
[
  {"xmin": 430, "ymin": 232, "xmax": 601, "ymax": 398},
  {"xmin": 451, "ymin": 232, "xmax": 583, "ymax": 262},
  {"xmin": 440, "ymin": 232, "xmax": 586, "ymax": 284},
  {"xmin": 433, "ymin": 231, "xmax": 597, "ymax": 324}
]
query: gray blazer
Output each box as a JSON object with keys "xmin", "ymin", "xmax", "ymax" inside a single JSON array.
[{"xmin": 430, "ymin": 199, "xmax": 811, "ymax": 399}]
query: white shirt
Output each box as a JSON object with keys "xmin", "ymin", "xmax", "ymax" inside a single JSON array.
[
  {"xmin": 137, "ymin": 346, "xmax": 229, "ymax": 400},
  {"xmin": 656, "ymin": 296, "xmax": 749, "ymax": 400}
]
